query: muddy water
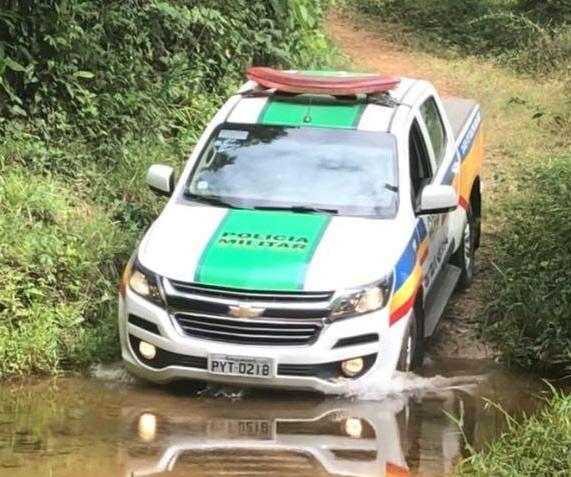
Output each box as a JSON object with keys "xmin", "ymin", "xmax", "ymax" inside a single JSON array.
[{"xmin": 0, "ymin": 359, "xmax": 545, "ymax": 477}]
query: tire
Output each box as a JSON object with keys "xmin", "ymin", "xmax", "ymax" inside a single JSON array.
[
  {"xmin": 450, "ymin": 204, "xmax": 476, "ymax": 291},
  {"xmin": 397, "ymin": 301, "xmax": 425, "ymax": 372}
]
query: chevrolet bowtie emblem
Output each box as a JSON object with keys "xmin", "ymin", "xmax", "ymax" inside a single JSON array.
[{"xmin": 228, "ymin": 304, "xmax": 265, "ymax": 319}]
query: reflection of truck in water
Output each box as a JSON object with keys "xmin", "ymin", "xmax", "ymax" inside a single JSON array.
[
  {"xmin": 0, "ymin": 370, "xmax": 541, "ymax": 477},
  {"xmin": 119, "ymin": 67, "xmax": 484, "ymax": 394},
  {"xmin": 123, "ymin": 388, "xmax": 476, "ymax": 477}
]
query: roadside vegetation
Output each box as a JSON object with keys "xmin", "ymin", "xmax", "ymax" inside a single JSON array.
[
  {"xmin": 348, "ymin": 0, "xmax": 571, "ymax": 372},
  {"xmin": 0, "ymin": 0, "xmax": 334, "ymax": 376},
  {"xmin": 345, "ymin": 0, "xmax": 571, "ymax": 474},
  {"xmin": 456, "ymin": 390, "xmax": 571, "ymax": 477}
]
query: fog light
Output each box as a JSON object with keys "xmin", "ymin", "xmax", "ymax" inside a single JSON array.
[
  {"xmin": 343, "ymin": 417, "xmax": 363, "ymax": 438},
  {"xmin": 341, "ymin": 357, "xmax": 364, "ymax": 377},
  {"xmin": 138, "ymin": 413, "xmax": 157, "ymax": 442},
  {"xmin": 139, "ymin": 340, "xmax": 156, "ymax": 360}
]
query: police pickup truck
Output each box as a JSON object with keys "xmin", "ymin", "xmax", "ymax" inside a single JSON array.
[{"xmin": 119, "ymin": 68, "xmax": 484, "ymax": 394}]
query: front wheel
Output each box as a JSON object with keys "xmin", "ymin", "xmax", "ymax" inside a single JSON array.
[
  {"xmin": 450, "ymin": 204, "xmax": 475, "ymax": 290},
  {"xmin": 397, "ymin": 303, "xmax": 425, "ymax": 372}
]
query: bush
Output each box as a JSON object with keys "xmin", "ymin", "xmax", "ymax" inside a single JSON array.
[
  {"xmin": 456, "ymin": 390, "xmax": 571, "ymax": 476},
  {"xmin": 0, "ymin": 0, "xmax": 335, "ymax": 376},
  {"xmin": 484, "ymin": 155, "xmax": 571, "ymax": 370}
]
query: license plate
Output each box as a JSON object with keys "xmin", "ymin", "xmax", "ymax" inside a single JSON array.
[
  {"xmin": 208, "ymin": 354, "xmax": 274, "ymax": 378},
  {"xmin": 207, "ymin": 419, "xmax": 275, "ymax": 440}
]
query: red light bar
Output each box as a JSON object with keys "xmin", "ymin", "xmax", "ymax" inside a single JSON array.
[{"xmin": 247, "ymin": 67, "xmax": 400, "ymax": 96}]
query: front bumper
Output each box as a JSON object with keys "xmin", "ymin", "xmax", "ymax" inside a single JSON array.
[{"xmin": 119, "ymin": 289, "xmax": 411, "ymax": 395}]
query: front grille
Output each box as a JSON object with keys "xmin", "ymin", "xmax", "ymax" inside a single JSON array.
[
  {"xmin": 163, "ymin": 279, "xmax": 332, "ymax": 346},
  {"xmin": 173, "ymin": 313, "xmax": 321, "ymax": 346},
  {"xmin": 172, "ymin": 449, "xmax": 332, "ymax": 477},
  {"xmin": 166, "ymin": 295, "xmax": 328, "ymax": 320},
  {"xmin": 169, "ymin": 280, "xmax": 333, "ymax": 303}
]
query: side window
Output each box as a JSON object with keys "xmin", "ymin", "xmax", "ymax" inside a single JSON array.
[
  {"xmin": 420, "ymin": 97, "xmax": 447, "ymax": 166},
  {"xmin": 409, "ymin": 119, "xmax": 433, "ymax": 206}
]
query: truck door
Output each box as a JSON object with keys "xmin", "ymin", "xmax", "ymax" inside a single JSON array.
[{"xmin": 408, "ymin": 110, "xmax": 449, "ymax": 292}]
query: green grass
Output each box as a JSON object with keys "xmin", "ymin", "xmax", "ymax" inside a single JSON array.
[
  {"xmin": 483, "ymin": 156, "xmax": 571, "ymax": 370},
  {"xmin": 0, "ymin": 132, "xmax": 178, "ymax": 375},
  {"xmin": 457, "ymin": 390, "xmax": 571, "ymax": 476}
]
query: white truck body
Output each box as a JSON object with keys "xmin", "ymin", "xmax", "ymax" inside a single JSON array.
[{"xmin": 118, "ymin": 71, "xmax": 484, "ymax": 394}]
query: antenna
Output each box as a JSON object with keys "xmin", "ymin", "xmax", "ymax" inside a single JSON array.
[{"xmin": 303, "ymin": 96, "xmax": 313, "ymax": 124}]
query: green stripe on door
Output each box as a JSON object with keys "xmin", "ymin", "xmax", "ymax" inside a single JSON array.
[
  {"xmin": 194, "ymin": 210, "xmax": 330, "ymax": 291},
  {"xmin": 260, "ymin": 99, "xmax": 364, "ymax": 129}
]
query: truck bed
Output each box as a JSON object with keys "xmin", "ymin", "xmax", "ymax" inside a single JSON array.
[{"xmin": 442, "ymin": 98, "xmax": 479, "ymax": 140}]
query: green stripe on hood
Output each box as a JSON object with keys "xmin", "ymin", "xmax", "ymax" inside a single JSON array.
[
  {"xmin": 260, "ymin": 99, "xmax": 364, "ymax": 129},
  {"xmin": 194, "ymin": 209, "xmax": 330, "ymax": 291}
]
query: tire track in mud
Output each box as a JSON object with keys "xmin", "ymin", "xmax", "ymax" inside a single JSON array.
[{"xmin": 326, "ymin": 12, "xmax": 494, "ymax": 360}]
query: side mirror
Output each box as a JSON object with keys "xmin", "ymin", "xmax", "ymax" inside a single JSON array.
[
  {"xmin": 147, "ymin": 165, "xmax": 175, "ymax": 197},
  {"xmin": 417, "ymin": 184, "xmax": 457, "ymax": 215}
]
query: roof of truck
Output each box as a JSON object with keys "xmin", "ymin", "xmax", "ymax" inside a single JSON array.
[{"xmin": 227, "ymin": 69, "xmax": 424, "ymax": 133}]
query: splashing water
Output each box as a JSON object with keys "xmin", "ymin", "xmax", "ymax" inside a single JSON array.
[
  {"xmin": 88, "ymin": 362, "xmax": 486, "ymax": 402},
  {"xmin": 198, "ymin": 383, "xmax": 249, "ymax": 400},
  {"xmin": 344, "ymin": 370, "xmax": 487, "ymax": 401}
]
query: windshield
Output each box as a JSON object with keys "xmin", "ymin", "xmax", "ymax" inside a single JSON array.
[{"xmin": 185, "ymin": 124, "xmax": 398, "ymax": 218}]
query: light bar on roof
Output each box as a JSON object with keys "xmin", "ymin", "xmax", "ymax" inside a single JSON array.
[{"xmin": 246, "ymin": 67, "xmax": 400, "ymax": 96}]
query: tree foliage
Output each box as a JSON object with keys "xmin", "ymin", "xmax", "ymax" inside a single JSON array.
[{"xmin": 0, "ymin": 0, "xmax": 332, "ymax": 140}]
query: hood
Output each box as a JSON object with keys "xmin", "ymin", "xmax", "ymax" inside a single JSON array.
[{"xmin": 139, "ymin": 204, "xmax": 407, "ymax": 292}]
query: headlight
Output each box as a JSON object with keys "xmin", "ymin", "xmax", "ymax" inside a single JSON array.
[
  {"xmin": 120, "ymin": 256, "xmax": 165, "ymax": 306},
  {"xmin": 330, "ymin": 275, "xmax": 393, "ymax": 320}
]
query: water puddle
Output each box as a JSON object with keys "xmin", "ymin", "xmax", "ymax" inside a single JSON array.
[{"xmin": 0, "ymin": 359, "xmax": 547, "ymax": 477}]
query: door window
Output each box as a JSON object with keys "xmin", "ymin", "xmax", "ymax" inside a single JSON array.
[
  {"xmin": 419, "ymin": 97, "xmax": 447, "ymax": 166},
  {"xmin": 408, "ymin": 119, "xmax": 433, "ymax": 207}
]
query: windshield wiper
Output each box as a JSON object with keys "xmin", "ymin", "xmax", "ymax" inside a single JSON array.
[
  {"xmin": 185, "ymin": 193, "xmax": 241, "ymax": 209},
  {"xmin": 254, "ymin": 205, "xmax": 339, "ymax": 215}
]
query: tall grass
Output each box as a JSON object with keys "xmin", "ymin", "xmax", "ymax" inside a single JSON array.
[
  {"xmin": 483, "ymin": 155, "xmax": 571, "ymax": 370},
  {"xmin": 457, "ymin": 390, "xmax": 571, "ymax": 476}
]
